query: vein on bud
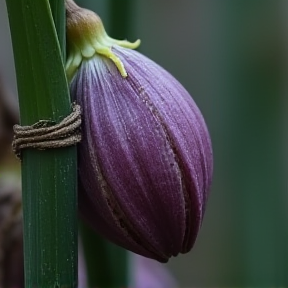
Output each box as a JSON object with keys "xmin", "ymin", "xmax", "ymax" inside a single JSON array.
[{"xmin": 65, "ymin": 0, "xmax": 141, "ymax": 81}]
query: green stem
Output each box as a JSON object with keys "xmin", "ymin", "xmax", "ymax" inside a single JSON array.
[
  {"xmin": 5, "ymin": 0, "xmax": 77, "ymax": 287},
  {"xmin": 80, "ymin": 220, "xmax": 127, "ymax": 287},
  {"xmin": 49, "ymin": 0, "xmax": 66, "ymax": 59}
]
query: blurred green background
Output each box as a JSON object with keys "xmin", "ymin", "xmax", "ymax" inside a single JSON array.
[{"xmin": 1, "ymin": 0, "xmax": 287, "ymax": 286}]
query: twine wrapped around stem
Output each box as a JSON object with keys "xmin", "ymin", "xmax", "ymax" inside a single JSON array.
[{"xmin": 12, "ymin": 103, "xmax": 81, "ymax": 158}]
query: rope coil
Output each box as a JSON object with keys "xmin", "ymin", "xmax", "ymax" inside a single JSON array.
[{"xmin": 12, "ymin": 103, "xmax": 81, "ymax": 158}]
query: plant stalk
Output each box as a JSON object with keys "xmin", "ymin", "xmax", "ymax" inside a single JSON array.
[{"xmin": 5, "ymin": 0, "xmax": 78, "ymax": 287}]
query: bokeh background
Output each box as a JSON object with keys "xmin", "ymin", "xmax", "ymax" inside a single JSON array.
[{"xmin": 1, "ymin": 0, "xmax": 288, "ymax": 287}]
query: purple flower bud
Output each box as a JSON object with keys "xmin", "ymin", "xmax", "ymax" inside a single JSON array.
[{"xmin": 66, "ymin": 0, "xmax": 213, "ymax": 262}]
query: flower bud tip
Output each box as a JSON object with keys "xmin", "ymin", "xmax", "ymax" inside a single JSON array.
[{"xmin": 65, "ymin": 0, "xmax": 140, "ymax": 81}]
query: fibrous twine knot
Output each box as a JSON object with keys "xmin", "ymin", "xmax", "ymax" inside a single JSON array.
[{"xmin": 12, "ymin": 103, "xmax": 81, "ymax": 158}]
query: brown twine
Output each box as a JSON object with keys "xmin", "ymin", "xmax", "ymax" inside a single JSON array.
[{"xmin": 12, "ymin": 103, "xmax": 81, "ymax": 158}]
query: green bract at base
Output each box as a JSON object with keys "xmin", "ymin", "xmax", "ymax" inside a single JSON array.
[{"xmin": 65, "ymin": 0, "xmax": 140, "ymax": 81}]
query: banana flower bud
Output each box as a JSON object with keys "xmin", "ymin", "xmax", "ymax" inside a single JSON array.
[{"xmin": 66, "ymin": 0, "xmax": 213, "ymax": 262}]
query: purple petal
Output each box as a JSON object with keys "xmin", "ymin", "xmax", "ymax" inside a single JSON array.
[{"xmin": 71, "ymin": 46, "xmax": 213, "ymax": 262}]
